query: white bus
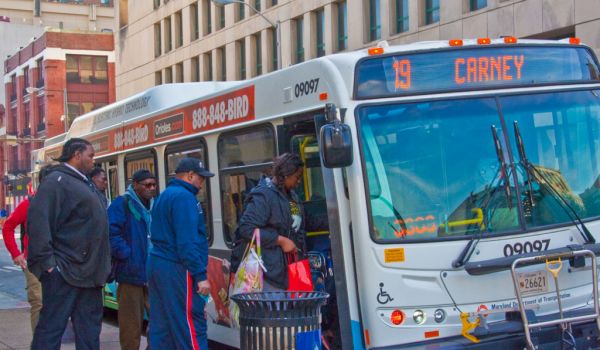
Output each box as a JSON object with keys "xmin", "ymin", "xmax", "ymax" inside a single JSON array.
[{"xmin": 32, "ymin": 38, "xmax": 600, "ymax": 349}]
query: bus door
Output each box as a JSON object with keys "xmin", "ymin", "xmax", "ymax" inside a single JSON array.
[{"xmin": 278, "ymin": 118, "xmax": 343, "ymax": 348}]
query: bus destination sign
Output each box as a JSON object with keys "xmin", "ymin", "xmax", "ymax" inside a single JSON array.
[{"xmin": 356, "ymin": 46, "xmax": 600, "ymax": 99}]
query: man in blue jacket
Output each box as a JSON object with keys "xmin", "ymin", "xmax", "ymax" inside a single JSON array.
[
  {"xmin": 108, "ymin": 169, "xmax": 156, "ymax": 350},
  {"xmin": 149, "ymin": 158, "xmax": 212, "ymax": 349}
]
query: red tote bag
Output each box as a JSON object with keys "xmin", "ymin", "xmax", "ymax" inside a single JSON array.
[{"xmin": 287, "ymin": 253, "xmax": 314, "ymax": 292}]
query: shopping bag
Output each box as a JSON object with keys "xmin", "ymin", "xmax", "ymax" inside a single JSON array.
[
  {"xmin": 287, "ymin": 253, "xmax": 314, "ymax": 292},
  {"xmin": 229, "ymin": 228, "xmax": 266, "ymax": 328}
]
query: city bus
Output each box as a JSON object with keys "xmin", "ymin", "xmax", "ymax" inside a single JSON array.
[{"xmin": 31, "ymin": 38, "xmax": 600, "ymax": 349}]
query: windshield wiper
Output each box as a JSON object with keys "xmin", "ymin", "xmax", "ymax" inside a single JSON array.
[
  {"xmin": 513, "ymin": 121, "xmax": 595, "ymax": 244},
  {"xmin": 491, "ymin": 125, "xmax": 513, "ymax": 209},
  {"xmin": 453, "ymin": 125, "xmax": 513, "ymax": 268}
]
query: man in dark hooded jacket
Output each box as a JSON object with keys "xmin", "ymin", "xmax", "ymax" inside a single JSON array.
[{"xmin": 27, "ymin": 138, "xmax": 110, "ymax": 350}]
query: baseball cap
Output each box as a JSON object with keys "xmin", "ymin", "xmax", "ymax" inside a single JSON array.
[
  {"xmin": 175, "ymin": 158, "xmax": 214, "ymax": 178},
  {"xmin": 132, "ymin": 169, "xmax": 156, "ymax": 183}
]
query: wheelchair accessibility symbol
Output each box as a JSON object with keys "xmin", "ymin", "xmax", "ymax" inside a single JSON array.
[{"xmin": 377, "ymin": 283, "xmax": 394, "ymax": 304}]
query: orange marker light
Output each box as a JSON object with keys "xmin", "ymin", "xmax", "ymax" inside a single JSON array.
[
  {"xmin": 364, "ymin": 329, "xmax": 371, "ymax": 346},
  {"xmin": 449, "ymin": 39, "xmax": 463, "ymax": 47},
  {"xmin": 391, "ymin": 310, "xmax": 405, "ymax": 325},
  {"xmin": 569, "ymin": 37, "xmax": 581, "ymax": 45},
  {"xmin": 503, "ymin": 36, "xmax": 517, "ymax": 44},
  {"xmin": 368, "ymin": 47, "xmax": 384, "ymax": 55},
  {"xmin": 477, "ymin": 38, "xmax": 491, "ymax": 45},
  {"xmin": 425, "ymin": 330, "xmax": 440, "ymax": 338},
  {"xmin": 319, "ymin": 92, "xmax": 328, "ymax": 101}
]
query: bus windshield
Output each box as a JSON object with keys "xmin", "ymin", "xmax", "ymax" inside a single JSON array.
[{"xmin": 357, "ymin": 89, "xmax": 600, "ymax": 242}]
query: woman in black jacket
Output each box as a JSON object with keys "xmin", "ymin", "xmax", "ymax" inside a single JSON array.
[{"xmin": 233, "ymin": 153, "xmax": 305, "ymax": 290}]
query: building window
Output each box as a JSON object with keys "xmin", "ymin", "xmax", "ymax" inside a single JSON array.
[
  {"xmin": 191, "ymin": 56, "xmax": 200, "ymax": 82},
  {"xmin": 164, "ymin": 17, "xmax": 172, "ymax": 52},
  {"xmin": 10, "ymin": 75, "xmax": 16, "ymax": 101},
  {"xmin": 191, "ymin": 3, "xmax": 199, "ymax": 41},
  {"xmin": 237, "ymin": 1, "xmax": 245, "ymax": 21},
  {"xmin": 119, "ymin": 0, "xmax": 128, "ymax": 28},
  {"xmin": 37, "ymin": 97, "xmax": 45, "ymax": 132},
  {"xmin": 24, "ymin": 102, "xmax": 31, "ymax": 135},
  {"xmin": 154, "ymin": 22, "xmax": 162, "ymax": 57},
  {"xmin": 205, "ymin": 52, "xmax": 213, "ymax": 81},
  {"xmin": 165, "ymin": 66, "xmax": 173, "ymax": 83},
  {"xmin": 270, "ymin": 0, "xmax": 277, "ymax": 6},
  {"xmin": 203, "ymin": 0, "xmax": 212, "ymax": 35},
  {"xmin": 175, "ymin": 62, "xmax": 183, "ymax": 82},
  {"xmin": 369, "ymin": 0, "xmax": 381, "ymax": 41},
  {"xmin": 425, "ymin": 0, "xmax": 440, "ymax": 25},
  {"xmin": 315, "ymin": 8, "xmax": 325, "ymax": 57},
  {"xmin": 255, "ymin": 32, "xmax": 262, "ymax": 76},
  {"xmin": 238, "ymin": 40, "xmax": 246, "ymax": 79},
  {"xmin": 175, "ymin": 11, "xmax": 183, "ymax": 48},
  {"xmin": 470, "ymin": 0, "xmax": 486, "ymax": 11},
  {"xmin": 254, "ymin": 0, "xmax": 260, "ymax": 12},
  {"xmin": 155, "ymin": 71, "xmax": 162, "ymax": 85},
  {"xmin": 338, "ymin": 1, "xmax": 347, "ymax": 51},
  {"xmin": 66, "ymin": 55, "xmax": 108, "ymax": 84},
  {"xmin": 23, "ymin": 67, "xmax": 30, "ymax": 93},
  {"xmin": 295, "ymin": 17, "xmax": 304, "ymax": 64},
  {"xmin": 217, "ymin": 5, "xmax": 225, "ymax": 30},
  {"xmin": 36, "ymin": 58, "xmax": 44, "ymax": 87},
  {"xmin": 219, "ymin": 47, "xmax": 226, "ymax": 81},
  {"xmin": 154, "ymin": 0, "xmax": 160, "ymax": 9},
  {"xmin": 270, "ymin": 28, "xmax": 278, "ymax": 71},
  {"xmin": 395, "ymin": 0, "xmax": 409, "ymax": 33}
]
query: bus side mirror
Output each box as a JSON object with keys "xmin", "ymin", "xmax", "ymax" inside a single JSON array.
[{"xmin": 320, "ymin": 104, "xmax": 353, "ymax": 168}]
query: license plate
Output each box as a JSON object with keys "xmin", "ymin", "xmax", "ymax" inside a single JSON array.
[{"xmin": 517, "ymin": 270, "xmax": 549, "ymax": 295}]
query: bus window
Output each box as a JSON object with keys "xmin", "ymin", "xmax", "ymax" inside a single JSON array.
[
  {"xmin": 124, "ymin": 150, "xmax": 157, "ymax": 188},
  {"xmin": 108, "ymin": 166, "xmax": 118, "ymax": 200},
  {"xmin": 218, "ymin": 125, "xmax": 275, "ymax": 247},
  {"xmin": 357, "ymin": 98, "xmax": 521, "ymax": 241},
  {"xmin": 164, "ymin": 139, "xmax": 212, "ymax": 244}
]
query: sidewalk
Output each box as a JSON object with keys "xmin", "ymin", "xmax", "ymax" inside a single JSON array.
[{"xmin": 0, "ymin": 307, "xmax": 147, "ymax": 350}]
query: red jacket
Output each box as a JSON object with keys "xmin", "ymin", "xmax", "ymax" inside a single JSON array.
[{"xmin": 2, "ymin": 198, "xmax": 29, "ymax": 259}]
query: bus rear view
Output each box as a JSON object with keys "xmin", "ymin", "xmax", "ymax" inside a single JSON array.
[{"xmin": 342, "ymin": 39, "xmax": 600, "ymax": 349}]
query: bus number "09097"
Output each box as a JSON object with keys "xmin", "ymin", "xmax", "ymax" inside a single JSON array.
[
  {"xmin": 294, "ymin": 78, "xmax": 319, "ymax": 98},
  {"xmin": 503, "ymin": 239, "xmax": 550, "ymax": 257}
]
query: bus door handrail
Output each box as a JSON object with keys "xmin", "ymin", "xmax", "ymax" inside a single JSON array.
[{"xmin": 510, "ymin": 249, "xmax": 600, "ymax": 350}]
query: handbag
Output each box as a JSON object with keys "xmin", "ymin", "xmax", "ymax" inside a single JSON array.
[
  {"xmin": 229, "ymin": 228, "xmax": 266, "ymax": 328},
  {"xmin": 287, "ymin": 253, "xmax": 314, "ymax": 292}
]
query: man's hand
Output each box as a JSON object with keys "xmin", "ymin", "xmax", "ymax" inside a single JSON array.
[
  {"xmin": 47, "ymin": 267, "xmax": 54, "ymax": 273},
  {"xmin": 197, "ymin": 280, "xmax": 211, "ymax": 296},
  {"xmin": 13, "ymin": 254, "xmax": 26, "ymax": 269},
  {"xmin": 277, "ymin": 235, "xmax": 297, "ymax": 253}
]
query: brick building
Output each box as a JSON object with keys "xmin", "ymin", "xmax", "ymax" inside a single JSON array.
[{"xmin": 1, "ymin": 29, "xmax": 115, "ymax": 211}]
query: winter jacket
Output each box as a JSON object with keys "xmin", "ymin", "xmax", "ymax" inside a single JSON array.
[
  {"xmin": 27, "ymin": 164, "xmax": 110, "ymax": 288},
  {"xmin": 1, "ymin": 197, "xmax": 30, "ymax": 259},
  {"xmin": 150, "ymin": 178, "xmax": 208, "ymax": 285},
  {"xmin": 233, "ymin": 176, "xmax": 306, "ymax": 290},
  {"xmin": 108, "ymin": 186, "xmax": 153, "ymax": 285}
]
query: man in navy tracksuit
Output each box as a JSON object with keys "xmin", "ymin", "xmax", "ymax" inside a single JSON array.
[{"xmin": 149, "ymin": 157, "xmax": 213, "ymax": 349}]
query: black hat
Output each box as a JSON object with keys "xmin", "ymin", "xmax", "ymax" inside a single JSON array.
[
  {"xmin": 175, "ymin": 158, "xmax": 214, "ymax": 178},
  {"xmin": 132, "ymin": 169, "xmax": 156, "ymax": 183}
]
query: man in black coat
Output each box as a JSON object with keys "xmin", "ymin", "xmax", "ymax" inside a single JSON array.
[{"xmin": 27, "ymin": 138, "xmax": 110, "ymax": 350}]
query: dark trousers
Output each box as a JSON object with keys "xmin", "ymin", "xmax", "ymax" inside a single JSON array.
[
  {"xmin": 31, "ymin": 269, "xmax": 103, "ymax": 350},
  {"xmin": 148, "ymin": 255, "xmax": 208, "ymax": 350},
  {"xmin": 117, "ymin": 283, "xmax": 149, "ymax": 350}
]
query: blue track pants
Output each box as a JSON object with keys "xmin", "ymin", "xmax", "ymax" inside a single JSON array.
[{"xmin": 148, "ymin": 255, "xmax": 208, "ymax": 350}]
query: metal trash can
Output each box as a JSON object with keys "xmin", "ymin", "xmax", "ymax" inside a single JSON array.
[{"xmin": 231, "ymin": 291, "xmax": 329, "ymax": 350}]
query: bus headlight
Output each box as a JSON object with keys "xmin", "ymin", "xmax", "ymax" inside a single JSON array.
[
  {"xmin": 434, "ymin": 309, "xmax": 446, "ymax": 323},
  {"xmin": 413, "ymin": 310, "xmax": 426, "ymax": 324}
]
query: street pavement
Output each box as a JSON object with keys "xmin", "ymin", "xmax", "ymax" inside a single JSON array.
[{"xmin": 0, "ymin": 233, "xmax": 147, "ymax": 349}]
